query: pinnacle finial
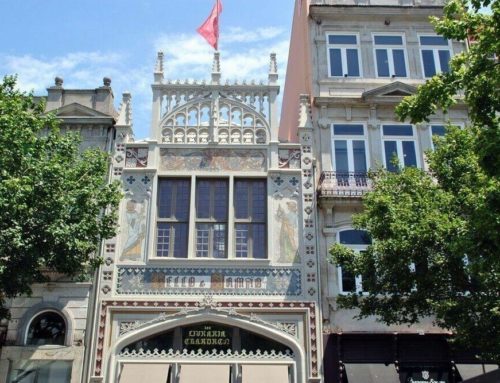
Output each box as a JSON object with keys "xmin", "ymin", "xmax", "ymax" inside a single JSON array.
[
  {"xmin": 268, "ymin": 53, "xmax": 278, "ymax": 84},
  {"xmin": 154, "ymin": 52, "xmax": 164, "ymax": 83},
  {"xmin": 211, "ymin": 51, "xmax": 221, "ymax": 84},
  {"xmin": 298, "ymin": 94, "xmax": 312, "ymax": 129},
  {"xmin": 155, "ymin": 52, "xmax": 164, "ymax": 73}
]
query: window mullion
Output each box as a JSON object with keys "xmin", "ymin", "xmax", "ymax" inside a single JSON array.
[
  {"xmin": 187, "ymin": 176, "xmax": 196, "ymax": 258},
  {"xmin": 341, "ymin": 48, "xmax": 348, "ymax": 76}
]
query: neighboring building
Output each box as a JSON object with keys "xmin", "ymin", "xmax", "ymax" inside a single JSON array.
[
  {"xmin": 281, "ymin": 0, "xmax": 498, "ymax": 382},
  {"xmin": 84, "ymin": 52, "xmax": 322, "ymax": 383},
  {"xmin": 0, "ymin": 78, "xmax": 118, "ymax": 383}
]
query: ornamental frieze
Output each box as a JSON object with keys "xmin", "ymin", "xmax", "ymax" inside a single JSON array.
[
  {"xmin": 159, "ymin": 148, "xmax": 266, "ymax": 171},
  {"xmin": 116, "ymin": 266, "xmax": 301, "ymax": 296}
]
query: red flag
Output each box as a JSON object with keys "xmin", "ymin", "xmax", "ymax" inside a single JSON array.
[{"xmin": 197, "ymin": 0, "xmax": 222, "ymax": 50}]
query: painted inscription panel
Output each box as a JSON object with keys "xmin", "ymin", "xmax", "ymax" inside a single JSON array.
[
  {"xmin": 116, "ymin": 267, "xmax": 301, "ymax": 296},
  {"xmin": 160, "ymin": 148, "xmax": 266, "ymax": 171}
]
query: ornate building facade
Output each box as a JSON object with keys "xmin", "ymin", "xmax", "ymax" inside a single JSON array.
[
  {"xmin": 281, "ymin": 0, "xmax": 498, "ymax": 382},
  {"xmin": 0, "ymin": 78, "xmax": 118, "ymax": 383},
  {"xmin": 83, "ymin": 52, "xmax": 322, "ymax": 383}
]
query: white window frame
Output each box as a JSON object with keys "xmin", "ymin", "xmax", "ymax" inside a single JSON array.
[
  {"xmin": 372, "ymin": 33, "xmax": 409, "ymax": 78},
  {"xmin": 381, "ymin": 124, "xmax": 421, "ymax": 169},
  {"xmin": 418, "ymin": 34, "xmax": 452, "ymax": 78},
  {"xmin": 330, "ymin": 123, "xmax": 370, "ymax": 173},
  {"xmin": 326, "ymin": 33, "xmax": 363, "ymax": 78},
  {"xmin": 336, "ymin": 228, "xmax": 370, "ymax": 294}
]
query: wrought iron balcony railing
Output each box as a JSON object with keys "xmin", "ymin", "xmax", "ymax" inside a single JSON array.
[{"xmin": 318, "ymin": 171, "xmax": 372, "ymax": 198}]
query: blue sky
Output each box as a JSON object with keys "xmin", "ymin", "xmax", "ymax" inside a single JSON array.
[{"xmin": 0, "ymin": 0, "xmax": 295, "ymax": 139}]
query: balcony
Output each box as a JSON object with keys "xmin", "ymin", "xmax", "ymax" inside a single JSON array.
[{"xmin": 318, "ymin": 172, "xmax": 372, "ymax": 200}]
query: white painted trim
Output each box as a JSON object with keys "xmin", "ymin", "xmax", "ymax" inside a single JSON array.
[
  {"xmin": 330, "ymin": 122, "xmax": 370, "ymax": 173},
  {"xmin": 372, "ymin": 32, "xmax": 410, "ymax": 79},
  {"xmin": 326, "ymin": 32, "xmax": 363, "ymax": 78}
]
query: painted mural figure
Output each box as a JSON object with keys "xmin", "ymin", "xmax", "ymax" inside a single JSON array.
[
  {"xmin": 120, "ymin": 199, "xmax": 146, "ymax": 261},
  {"xmin": 276, "ymin": 200, "xmax": 299, "ymax": 263}
]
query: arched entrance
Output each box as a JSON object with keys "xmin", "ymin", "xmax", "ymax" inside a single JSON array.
[{"xmin": 106, "ymin": 310, "xmax": 305, "ymax": 383}]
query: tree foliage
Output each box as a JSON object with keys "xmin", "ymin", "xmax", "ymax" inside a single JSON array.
[
  {"xmin": 0, "ymin": 76, "xmax": 121, "ymax": 319},
  {"xmin": 330, "ymin": 0, "xmax": 499, "ymax": 361}
]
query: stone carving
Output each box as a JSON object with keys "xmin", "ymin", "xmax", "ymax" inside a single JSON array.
[
  {"xmin": 119, "ymin": 176, "xmax": 152, "ymax": 262},
  {"xmin": 278, "ymin": 149, "xmax": 301, "ymax": 169},
  {"xmin": 116, "ymin": 266, "xmax": 302, "ymax": 296},
  {"xmin": 274, "ymin": 322, "xmax": 298, "ymax": 337},
  {"xmin": 125, "ymin": 147, "xmax": 148, "ymax": 168},
  {"xmin": 160, "ymin": 148, "xmax": 266, "ymax": 171},
  {"xmin": 120, "ymin": 347, "xmax": 294, "ymax": 360}
]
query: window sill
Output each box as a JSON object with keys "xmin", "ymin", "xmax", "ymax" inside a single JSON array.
[{"xmin": 146, "ymin": 257, "xmax": 272, "ymax": 266}]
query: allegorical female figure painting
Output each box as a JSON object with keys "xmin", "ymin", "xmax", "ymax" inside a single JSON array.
[
  {"xmin": 276, "ymin": 200, "xmax": 300, "ymax": 263},
  {"xmin": 120, "ymin": 198, "xmax": 147, "ymax": 261}
]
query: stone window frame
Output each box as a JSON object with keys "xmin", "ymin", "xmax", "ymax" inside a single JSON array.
[
  {"xmin": 380, "ymin": 123, "xmax": 421, "ymax": 171},
  {"xmin": 17, "ymin": 302, "xmax": 75, "ymax": 347},
  {"xmin": 372, "ymin": 32, "xmax": 410, "ymax": 78},
  {"xmin": 418, "ymin": 34, "xmax": 453, "ymax": 78},
  {"xmin": 330, "ymin": 122, "xmax": 370, "ymax": 174},
  {"xmin": 152, "ymin": 176, "xmax": 269, "ymax": 260},
  {"xmin": 336, "ymin": 227, "xmax": 371, "ymax": 295},
  {"xmin": 326, "ymin": 32, "xmax": 363, "ymax": 78}
]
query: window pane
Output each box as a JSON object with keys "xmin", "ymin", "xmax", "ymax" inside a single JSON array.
[
  {"xmin": 438, "ymin": 50, "xmax": 451, "ymax": 73},
  {"xmin": 175, "ymin": 180, "xmax": 190, "ymax": 220},
  {"xmin": 158, "ymin": 179, "xmax": 173, "ymax": 218},
  {"xmin": 329, "ymin": 35, "xmax": 357, "ymax": 44},
  {"xmin": 333, "ymin": 124, "xmax": 364, "ymax": 135},
  {"xmin": 213, "ymin": 180, "xmax": 228, "ymax": 220},
  {"xmin": 376, "ymin": 49, "xmax": 390, "ymax": 77},
  {"xmin": 27, "ymin": 312, "xmax": 66, "ymax": 346},
  {"xmin": 431, "ymin": 125, "xmax": 446, "ymax": 136},
  {"xmin": 352, "ymin": 141, "xmax": 367, "ymax": 173},
  {"xmin": 346, "ymin": 49, "xmax": 360, "ymax": 76},
  {"xmin": 402, "ymin": 141, "xmax": 417, "ymax": 167},
  {"xmin": 9, "ymin": 360, "xmax": 72, "ymax": 383},
  {"xmin": 422, "ymin": 50, "xmax": 436, "ymax": 77},
  {"xmin": 251, "ymin": 180, "xmax": 266, "ymax": 221},
  {"xmin": 341, "ymin": 269, "xmax": 356, "ymax": 292},
  {"xmin": 392, "ymin": 49, "xmax": 407, "ymax": 77},
  {"xmin": 252, "ymin": 223, "xmax": 267, "ymax": 259},
  {"xmin": 339, "ymin": 229, "xmax": 371, "ymax": 245},
  {"xmin": 234, "ymin": 180, "xmax": 249, "ymax": 219},
  {"xmin": 196, "ymin": 180, "xmax": 211, "ymax": 218},
  {"xmin": 329, "ymin": 48, "xmax": 343, "ymax": 76},
  {"xmin": 374, "ymin": 35, "xmax": 403, "ymax": 45},
  {"xmin": 196, "ymin": 223, "xmax": 210, "ymax": 257},
  {"xmin": 384, "ymin": 141, "xmax": 399, "ymax": 172},
  {"xmin": 334, "ymin": 140, "xmax": 349, "ymax": 173},
  {"xmin": 383, "ymin": 125, "xmax": 413, "ymax": 136},
  {"xmin": 172, "ymin": 223, "xmax": 188, "ymax": 258},
  {"xmin": 420, "ymin": 36, "xmax": 448, "ymax": 46},
  {"xmin": 235, "ymin": 224, "xmax": 249, "ymax": 258},
  {"xmin": 212, "ymin": 224, "xmax": 227, "ymax": 258},
  {"xmin": 157, "ymin": 223, "xmax": 171, "ymax": 257}
]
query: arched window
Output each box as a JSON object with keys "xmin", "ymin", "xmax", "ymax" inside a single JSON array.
[
  {"xmin": 337, "ymin": 229, "xmax": 371, "ymax": 294},
  {"xmin": 26, "ymin": 311, "xmax": 66, "ymax": 346}
]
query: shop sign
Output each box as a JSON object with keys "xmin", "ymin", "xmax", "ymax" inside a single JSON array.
[
  {"xmin": 182, "ymin": 324, "xmax": 232, "ymax": 351},
  {"xmin": 401, "ymin": 368, "xmax": 449, "ymax": 383}
]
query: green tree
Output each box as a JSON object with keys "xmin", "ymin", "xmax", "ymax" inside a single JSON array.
[
  {"xmin": 0, "ymin": 76, "xmax": 121, "ymax": 319},
  {"xmin": 330, "ymin": 0, "xmax": 500, "ymax": 361}
]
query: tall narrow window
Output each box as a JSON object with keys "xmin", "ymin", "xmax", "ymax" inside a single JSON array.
[
  {"xmin": 327, "ymin": 34, "xmax": 361, "ymax": 77},
  {"xmin": 419, "ymin": 36, "xmax": 451, "ymax": 78},
  {"xmin": 337, "ymin": 229, "xmax": 371, "ymax": 294},
  {"xmin": 195, "ymin": 179, "xmax": 228, "ymax": 258},
  {"xmin": 373, "ymin": 34, "xmax": 407, "ymax": 77},
  {"xmin": 234, "ymin": 179, "xmax": 267, "ymax": 259},
  {"xmin": 332, "ymin": 124, "xmax": 368, "ymax": 185},
  {"xmin": 382, "ymin": 124, "xmax": 419, "ymax": 172},
  {"xmin": 156, "ymin": 178, "xmax": 190, "ymax": 258}
]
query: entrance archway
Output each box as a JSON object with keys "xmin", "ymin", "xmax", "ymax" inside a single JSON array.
[{"xmin": 106, "ymin": 310, "xmax": 306, "ymax": 383}]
